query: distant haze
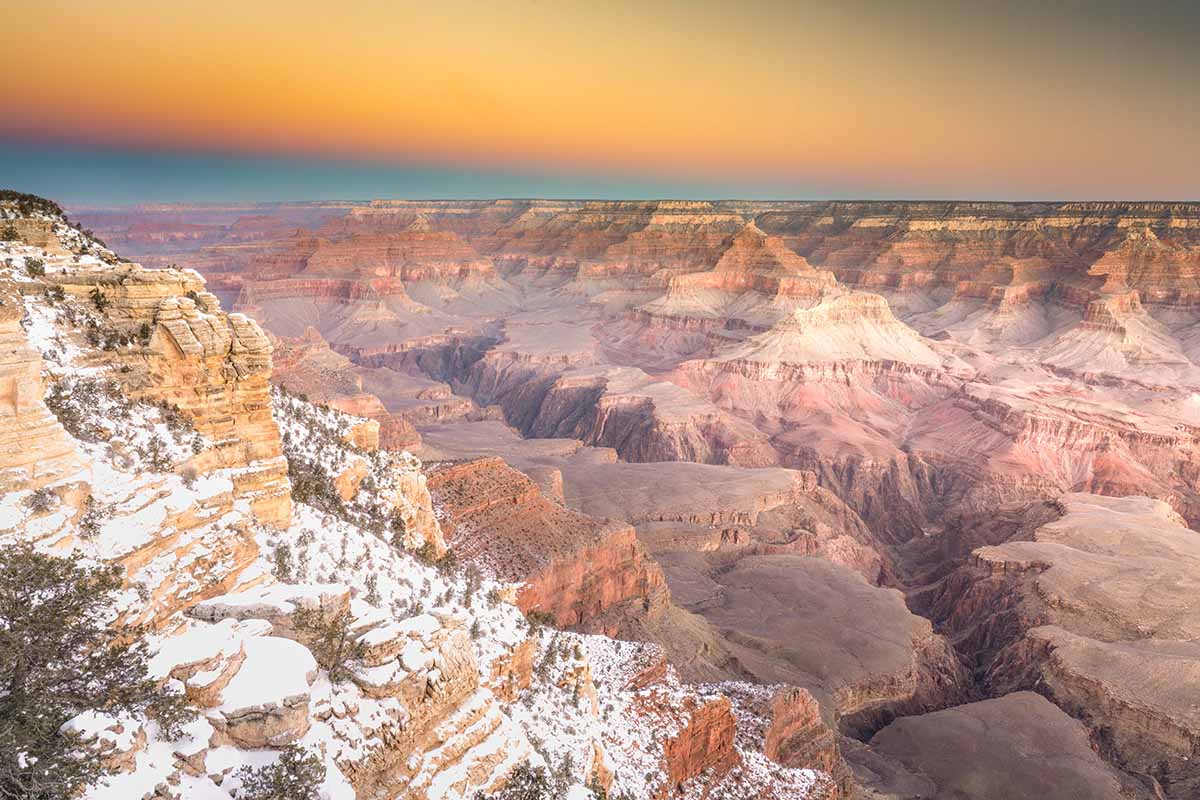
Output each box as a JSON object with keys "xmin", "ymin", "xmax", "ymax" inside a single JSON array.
[{"xmin": 4, "ymin": 0, "xmax": 1198, "ymax": 204}]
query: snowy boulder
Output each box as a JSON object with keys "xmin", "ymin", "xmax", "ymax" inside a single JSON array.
[
  {"xmin": 208, "ymin": 636, "xmax": 318, "ymax": 748},
  {"xmin": 148, "ymin": 620, "xmax": 262, "ymax": 708},
  {"xmin": 399, "ymin": 639, "xmax": 435, "ymax": 673},
  {"xmin": 357, "ymin": 621, "xmax": 413, "ymax": 667},
  {"xmin": 350, "ymin": 659, "xmax": 412, "ymax": 699}
]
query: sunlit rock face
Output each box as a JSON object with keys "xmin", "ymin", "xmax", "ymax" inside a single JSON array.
[{"xmin": 65, "ymin": 197, "xmax": 1200, "ymax": 799}]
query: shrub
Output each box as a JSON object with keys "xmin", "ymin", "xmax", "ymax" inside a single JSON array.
[
  {"xmin": 273, "ymin": 544, "xmax": 295, "ymax": 582},
  {"xmin": 234, "ymin": 744, "xmax": 325, "ymax": 800},
  {"xmin": 24, "ymin": 257, "xmax": 44, "ymax": 277},
  {"xmin": 88, "ymin": 286, "xmax": 109, "ymax": 312},
  {"xmin": 43, "ymin": 285, "xmax": 65, "ymax": 304},
  {"xmin": 139, "ymin": 434, "xmax": 173, "ymax": 471},
  {"xmin": 184, "ymin": 289, "xmax": 208, "ymax": 312},
  {"xmin": 44, "ymin": 378, "xmax": 114, "ymax": 442},
  {"xmin": 524, "ymin": 610, "xmax": 554, "ymax": 634},
  {"xmin": 472, "ymin": 763, "xmax": 552, "ymax": 800},
  {"xmin": 286, "ymin": 455, "xmax": 343, "ymax": 516},
  {"xmin": 0, "ymin": 224, "xmax": 18, "ymax": 241},
  {"xmin": 460, "ymin": 565, "xmax": 484, "ymax": 608},
  {"xmin": 0, "ymin": 190, "xmax": 65, "ymax": 218},
  {"xmin": 23, "ymin": 487, "xmax": 56, "ymax": 514},
  {"xmin": 79, "ymin": 495, "xmax": 111, "ymax": 539},
  {"xmin": 180, "ymin": 465, "xmax": 198, "ymax": 489},
  {"xmin": 413, "ymin": 541, "xmax": 458, "ymax": 576},
  {"xmin": 435, "ymin": 548, "xmax": 459, "ymax": 576},
  {"xmin": 0, "ymin": 543, "xmax": 195, "ymax": 799},
  {"xmin": 551, "ymin": 753, "xmax": 576, "ymax": 796},
  {"xmin": 293, "ymin": 602, "xmax": 366, "ymax": 684}
]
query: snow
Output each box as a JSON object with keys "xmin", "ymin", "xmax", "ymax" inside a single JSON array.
[
  {"xmin": 399, "ymin": 639, "xmax": 434, "ymax": 672},
  {"xmin": 147, "ymin": 618, "xmax": 244, "ymax": 679},
  {"xmin": 217, "ymin": 636, "xmax": 316, "ymax": 713}
]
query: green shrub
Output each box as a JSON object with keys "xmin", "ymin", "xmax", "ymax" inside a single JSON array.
[
  {"xmin": 286, "ymin": 455, "xmax": 344, "ymax": 515},
  {"xmin": 88, "ymin": 286, "xmax": 109, "ymax": 312},
  {"xmin": 23, "ymin": 487, "xmax": 56, "ymax": 514},
  {"xmin": 524, "ymin": 609, "xmax": 555, "ymax": 634},
  {"xmin": 472, "ymin": 763, "xmax": 552, "ymax": 800},
  {"xmin": 234, "ymin": 744, "xmax": 325, "ymax": 800},
  {"xmin": 0, "ymin": 190, "xmax": 65, "ymax": 218},
  {"xmin": 0, "ymin": 543, "xmax": 195, "ymax": 799},
  {"xmin": 293, "ymin": 602, "xmax": 366, "ymax": 684},
  {"xmin": 184, "ymin": 289, "xmax": 208, "ymax": 312}
]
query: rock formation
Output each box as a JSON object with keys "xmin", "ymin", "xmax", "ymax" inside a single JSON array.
[
  {"xmin": 427, "ymin": 457, "xmax": 669, "ymax": 635},
  {"xmin": 922, "ymin": 494, "xmax": 1200, "ymax": 799}
]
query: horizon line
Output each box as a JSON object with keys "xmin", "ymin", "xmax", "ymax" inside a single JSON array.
[{"xmin": 60, "ymin": 197, "xmax": 1200, "ymax": 210}]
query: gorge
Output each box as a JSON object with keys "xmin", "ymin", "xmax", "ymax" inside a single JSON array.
[{"xmin": 2, "ymin": 194, "xmax": 1197, "ymax": 800}]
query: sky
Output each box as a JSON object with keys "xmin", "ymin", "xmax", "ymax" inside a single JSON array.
[{"xmin": 3, "ymin": 0, "xmax": 1198, "ymax": 204}]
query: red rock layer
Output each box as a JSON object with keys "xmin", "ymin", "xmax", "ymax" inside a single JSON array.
[{"xmin": 427, "ymin": 457, "xmax": 669, "ymax": 635}]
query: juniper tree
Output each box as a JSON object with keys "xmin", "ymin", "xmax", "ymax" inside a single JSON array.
[
  {"xmin": 0, "ymin": 543, "xmax": 193, "ymax": 800},
  {"xmin": 292, "ymin": 602, "xmax": 365, "ymax": 684},
  {"xmin": 472, "ymin": 762, "xmax": 552, "ymax": 800},
  {"xmin": 88, "ymin": 286, "xmax": 109, "ymax": 312},
  {"xmin": 234, "ymin": 744, "xmax": 325, "ymax": 800}
]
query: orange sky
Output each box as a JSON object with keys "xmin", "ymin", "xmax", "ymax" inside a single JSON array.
[{"xmin": 4, "ymin": 0, "xmax": 1199, "ymax": 199}]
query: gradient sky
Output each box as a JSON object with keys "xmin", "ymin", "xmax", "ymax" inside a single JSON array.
[{"xmin": 3, "ymin": 0, "xmax": 1198, "ymax": 203}]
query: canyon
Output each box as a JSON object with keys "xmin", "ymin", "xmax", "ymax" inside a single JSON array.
[{"xmin": 4, "ymin": 195, "xmax": 1194, "ymax": 799}]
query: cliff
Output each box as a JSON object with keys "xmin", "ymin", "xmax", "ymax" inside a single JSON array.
[{"xmin": 427, "ymin": 457, "xmax": 670, "ymax": 635}]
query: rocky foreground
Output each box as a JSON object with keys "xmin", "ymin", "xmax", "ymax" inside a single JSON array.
[{"xmin": 16, "ymin": 196, "xmax": 1199, "ymax": 799}]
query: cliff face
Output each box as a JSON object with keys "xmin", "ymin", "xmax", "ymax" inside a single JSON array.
[
  {"xmin": 428, "ymin": 457, "xmax": 670, "ymax": 635},
  {"xmin": 0, "ymin": 285, "xmax": 86, "ymax": 493}
]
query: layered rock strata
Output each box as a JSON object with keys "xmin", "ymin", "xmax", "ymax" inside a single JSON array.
[{"xmin": 427, "ymin": 457, "xmax": 669, "ymax": 635}]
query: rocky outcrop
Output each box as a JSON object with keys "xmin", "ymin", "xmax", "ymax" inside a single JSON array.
[
  {"xmin": 764, "ymin": 688, "xmax": 845, "ymax": 781},
  {"xmin": 865, "ymin": 692, "xmax": 1145, "ymax": 800},
  {"xmin": 428, "ymin": 457, "xmax": 669, "ymax": 634},
  {"xmin": 274, "ymin": 336, "xmax": 422, "ymax": 449},
  {"xmin": 42, "ymin": 262, "xmax": 293, "ymax": 527},
  {"xmin": 710, "ymin": 683, "xmax": 852, "ymax": 797},
  {"xmin": 926, "ymin": 494, "xmax": 1200, "ymax": 799},
  {"xmin": 0, "ymin": 285, "xmax": 86, "ymax": 493},
  {"xmin": 658, "ymin": 693, "xmax": 739, "ymax": 793}
]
